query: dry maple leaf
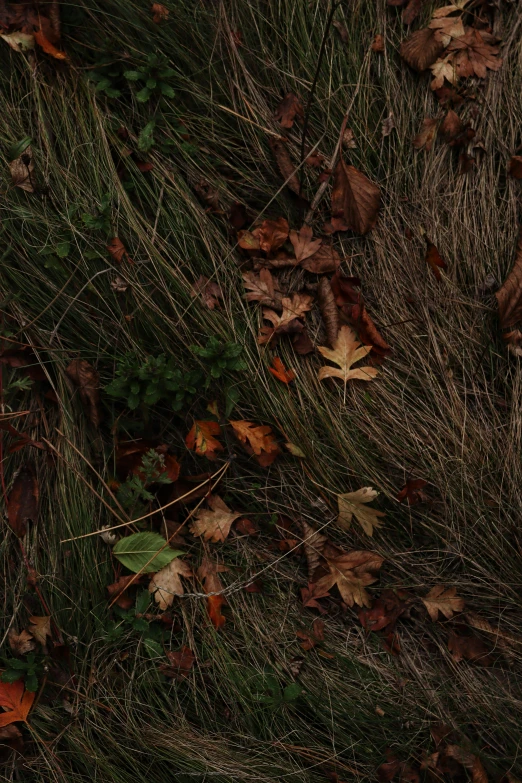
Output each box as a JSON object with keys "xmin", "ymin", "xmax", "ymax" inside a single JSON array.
[
  {"xmin": 252, "ymin": 217, "xmax": 289, "ymax": 254},
  {"xmin": 190, "ymin": 275, "xmax": 223, "ymax": 309},
  {"xmin": 28, "ymin": 616, "xmax": 51, "ymax": 649},
  {"xmin": 229, "ymin": 420, "xmax": 280, "ymax": 466},
  {"xmin": 359, "ymin": 589, "xmax": 412, "ymax": 633},
  {"xmin": 274, "ymin": 93, "xmax": 304, "ymax": 129},
  {"xmin": 413, "ymin": 118, "xmax": 438, "ymax": 151},
  {"xmin": 289, "ymin": 225, "xmax": 322, "ymax": 263},
  {"xmin": 151, "ymin": 2, "xmax": 169, "ymax": 23},
  {"xmin": 8, "ymin": 629, "xmax": 35, "ymax": 656},
  {"xmin": 149, "ymin": 558, "xmax": 193, "ymax": 610},
  {"xmin": 7, "ymin": 465, "xmax": 38, "ymax": 538},
  {"xmin": 337, "ymin": 487, "xmax": 385, "ymax": 536},
  {"xmin": 318, "ymin": 326, "xmax": 379, "ymax": 386},
  {"xmin": 268, "ymin": 357, "xmax": 295, "ymax": 384},
  {"xmin": 311, "ymin": 549, "xmax": 384, "ymax": 608},
  {"xmin": 447, "ymin": 28, "xmax": 502, "ymax": 79},
  {"xmin": 258, "ymin": 293, "xmax": 313, "ymax": 345},
  {"xmin": 422, "ymin": 586, "xmax": 465, "ymax": 621},
  {"xmin": 242, "ymin": 269, "xmax": 282, "ymax": 308},
  {"xmin": 0, "ymin": 681, "xmax": 35, "ymax": 728},
  {"xmin": 66, "ymin": 359, "xmax": 101, "ymax": 427},
  {"xmin": 425, "ymin": 240, "xmax": 447, "ymax": 281},
  {"xmin": 185, "ymin": 421, "xmax": 223, "ymax": 460},
  {"xmin": 331, "ymin": 158, "xmax": 381, "ymax": 235},
  {"xmin": 400, "ymin": 27, "xmax": 445, "ymax": 72},
  {"xmin": 190, "ymin": 494, "xmax": 242, "ymax": 542},
  {"xmin": 107, "ymin": 237, "xmax": 133, "ymax": 265}
]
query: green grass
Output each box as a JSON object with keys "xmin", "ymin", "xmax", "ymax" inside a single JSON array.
[{"xmin": 1, "ymin": 0, "xmax": 522, "ymax": 780}]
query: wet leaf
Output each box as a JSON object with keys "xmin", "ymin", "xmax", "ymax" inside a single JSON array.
[
  {"xmin": 337, "ymin": 487, "xmax": 385, "ymax": 536},
  {"xmin": 7, "ymin": 465, "xmax": 38, "ymax": 538},
  {"xmin": 185, "ymin": 421, "xmax": 223, "ymax": 460},
  {"xmin": 268, "ymin": 357, "xmax": 295, "ymax": 384}
]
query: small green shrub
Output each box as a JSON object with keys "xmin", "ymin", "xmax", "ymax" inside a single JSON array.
[
  {"xmin": 124, "ymin": 53, "xmax": 176, "ymax": 103},
  {"xmin": 116, "ymin": 450, "xmax": 173, "ymax": 515},
  {"xmin": 105, "ymin": 590, "xmax": 168, "ymax": 657},
  {"xmin": 1, "ymin": 652, "xmax": 44, "ymax": 692},
  {"xmin": 82, "ymin": 194, "xmax": 112, "ymax": 234},
  {"xmin": 191, "ymin": 337, "xmax": 246, "ymax": 379}
]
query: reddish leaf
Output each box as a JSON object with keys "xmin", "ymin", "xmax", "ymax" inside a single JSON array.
[
  {"xmin": 107, "ymin": 574, "xmax": 143, "ymax": 610},
  {"xmin": 0, "ymin": 681, "xmax": 35, "ymax": 727},
  {"xmin": 185, "ymin": 421, "xmax": 223, "ymax": 460},
  {"xmin": 425, "ymin": 240, "xmax": 447, "ymax": 281},
  {"xmin": 413, "ymin": 118, "xmax": 438, "ymax": 151},
  {"xmin": 359, "ymin": 589, "xmax": 411, "ymax": 633},
  {"xmin": 274, "ymin": 93, "xmax": 304, "ymax": 129},
  {"xmin": 372, "ymin": 34, "xmax": 385, "ymax": 52},
  {"xmin": 229, "ymin": 202, "xmax": 248, "ymax": 230},
  {"xmin": 34, "ymin": 29, "xmax": 66, "ymax": 59},
  {"xmin": 160, "ymin": 646, "xmax": 195, "ymax": 679},
  {"xmin": 107, "ymin": 237, "xmax": 133, "ymax": 265},
  {"xmin": 252, "ymin": 217, "xmax": 289, "ymax": 254},
  {"xmin": 447, "ymin": 632, "xmax": 493, "ymax": 666},
  {"xmin": 268, "ymin": 357, "xmax": 296, "ymax": 384},
  {"xmin": 190, "ymin": 275, "xmax": 223, "ymax": 309},
  {"xmin": 397, "ymin": 478, "xmax": 428, "ymax": 505},
  {"xmin": 207, "ymin": 594, "xmax": 226, "ymax": 629},
  {"xmin": 151, "ymin": 3, "xmax": 169, "ymax": 23},
  {"xmin": 7, "ymin": 465, "xmax": 38, "ymax": 537},
  {"xmin": 331, "ymin": 158, "xmax": 381, "ymax": 235}
]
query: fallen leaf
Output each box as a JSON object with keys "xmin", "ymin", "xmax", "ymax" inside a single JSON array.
[
  {"xmin": 268, "ymin": 357, "xmax": 295, "ymax": 384},
  {"xmin": 306, "ymin": 150, "xmax": 325, "ymax": 167},
  {"xmin": 66, "ymin": 359, "xmax": 102, "ymax": 427},
  {"xmin": 258, "ymin": 293, "xmax": 313, "ymax": 345},
  {"xmin": 413, "ymin": 118, "xmax": 438, "ymax": 151},
  {"xmin": 235, "ymin": 517, "xmax": 259, "ymax": 535},
  {"xmin": 292, "ymin": 330, "xmax": 315, "ymax": 354},
  {"xmin": 496, "ymin": 230, "xmax": 522, "ymax": 342},
  {"xmin": 229, "ymin": 202, "xmax": 248, "ymax": 230},
  {"xmin": 207, "ymin": 594, "xmax": 226, "ymax": 629},
  {"xmin": 242, "ymin": 269, "xmax": 282, "ymax": 307},
  {"xmin": 342, "ymin": 128, "xmax": 357, "ymax": 148},
  {"xmin": 110, "ymin": 276, "xmax": 128, "ymax": 293},
  {"xmin": 149, "ymin": 558, "xmax": 193, "ymax": 610},
  {"xmin": 331, "ymin": 158, "xmax": 381, "ymax": 235},
  {"xmin": 428, "ymin": 15, "xmax": 465, "ymax": 47},
  {"xmin": 28, "ymin": 616, "xmax": 51, "ymax": 649},
  {"xmin": 107, "ymin": 574, "xmax": 143, "ymax": 610},
  {"xmin": 422, "ymin": 586, "xmax": 465, "ymax": 621},
  {"xmin": 8, "ymin": 629, "xmax": 35, "ymax": 656},
  {"xmin": 7, "ymin": 465, "xmax": 38, "ymax": 538},
  {"xmin": 302, "ymin": 244, "xmax": 341, "ymax": 274},
  {"xmin": 439, "ymin": 109, "xmax": 462, "ymax": 140},
  {"xmin": 107, "ymin": 237, "xmax": 132, "ymax": 265},
  {"xmin": 447, "ymin": 28, "xmax": 502, "ymax": 79},
  {"xmin": 237, "ymin": 230, "xmax": 260, "ymax": 251},
  {"xmin": 318, "ymin": 326, "xmax": 379, "ymax": 387},
  {"xmin": 34, "ymin": 29, "xmax": 66, "ymax": 58},
  {"xmin": 190, "ymin": 495, "xmax": 242, "ymax": 542},
  {"xmin": 289, "ymin": 225, "xmax": 322, "ymax": 263},
  {"xmin": 402, "ymin": 0, "xmax": 424, "ymax": 25},
  {"xmin": 252, "ymin": 217, "xmax": 289, "ymax": 254},
  {"xmin": 447, "ymin": 632, "xmax": 493, "ymax": 665},
  {"xmin": 185, "ymin": 421, "xmax": 223, "ymax": 460},
  {"xmin": 509, "ymin": 156, "xmax": 522, "ymax": 179},
  {"xmin": 430, "ymin": 55, "xmax": 458, "ymax": 90},
  {"xmin": 0, "ymin": 682, "xmax": 35, "ymax": 728},
  {"xmin": 285, "ymin": 442, "xmax": 305, "ymax": 457},
  {"xmin": 444, "ymin": 746, "xmax": 488, "ymax": 783},
  {"xmin": 301, "ymin": 583, "xmax": 329, "ymax": 612},
  {"xmin": 349, "ymin": 303, "xmax": 391, "ymax": 358},
  {"xmin": 190, "ymin": 275, "xmax": 223, "ymax": 309},
  {"xmin": 382, "ymin": 112, "xmax": 395, "ymax": 137},
  {"xmin": 372, "ymin": 34, "xmax": 384, "ymax": 52},
  {"xmin": 274, "ymin": 93, "xmax": 304, "ymax": 129},
  {"xmin": 318, "ymin": 277, "xmax": 339, "ymax": 347},
  {"xmin": 337, "ymin": 487, "xmax": 385, "ymax": 536},
  {"xmin": 359, "ymin": 589, "xmax": 411, "ymax": 632},
  {"xmin": 425, "ymin": 240, "xmax": 447, "ymax": 281},
  {"xmin": 229, "ymin": 420, "xmax": 280, "ymax": 466},
  {"xmin": 0, "ymin": 31, "xmax": 34, "ymax": 51},
  {"xmin": 311, "ymin": 549, "xmax": 384, "ymax": 608},
  {"xmin": 397, "ymin": 478, "xmax": 428, "ymax": 505},
  {"xmin": 301, "ymin": 520, "xmax": 328, "ymax": 580},
  {"xmin": 160, "ymin": 646, "xmax": 195, "ymax": 679},
  {"xmin": 151, "ymin": 2, "xmax": 169, "ymax": 23},
  {"xmin": 9, "ymin": 146, "xmax": 34, "ymax": 192},
  {"xmin": 297, "ymin": 618, "xmax": 325, "ymax": 650},
  {"xmin": 400, "ymin": 28, "xmax": 445, "ymax": 71},
  {"xmin": 268, "ymin": 138, "xmax": 301, "ymax": 195},
  {"xmin": 333, "ymin": 20, "xmax": 349, "ymax": 43},
  {"xmin": 198, "ymin": 557, "xmax": 228, "ymax": 628}
]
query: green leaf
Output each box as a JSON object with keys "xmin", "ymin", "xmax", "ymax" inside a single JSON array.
[
  {"xmin": 224, "ymin": 386, "xmax": 240, "ymax": 418},
  {"xmin": 136, "ymin": 87, "xmax": 152, "ymax": 103},
  {"xmin": 135, "ymin": 589, "xmax": 150, "ymax": 615},
  {"xmin": 1, "ymin": 669, "xmax": 24, "ymax": 683},
  {"xmin": 56, "ymin": 241, "xmax": 70, "ymax": 258},
  {"xmin": 160, "ymin": 84, "xmax": 175, "ymax": 98},
  {"xmin": 283, "ymin": 683, "xmax": 302, "ymax": 702},
  {"xmin": 124, "ymin": 71, "xmax": 140, "ymax": 81},
  {"xmin": 25, "ymin": 673, "xmax": 39, "ymax": 692},
  {"xmin": 113, "ymin": 532, "xmax": 183, "ymax": 574},
  {"xmin": 142, "ymin": 637, "xmax": 163, "ymax": 657},
  {"xmin": 7, "ymin": 136, "xmax": 32, "ymax": 161}
]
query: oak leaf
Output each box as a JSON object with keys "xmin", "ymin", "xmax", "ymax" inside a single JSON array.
[
  {"xmin": 190, "ymin": 494, "xmax": 242, "ymax": 542},
  {"xmin": 7, "ymin": 465, "xmax": 38, "ymax": 538},
  {"xmin": 268, "ymin": 357, "xmax": 295, "ymax": 384},
  {"xmin": 337, "ymin": 487, "xmax": 385, "ymax": 536},
  {"xmin": 0, "ymin": 681, "xmax": 35, "ymax": 728},
  {"xmin": 318, "ymin": 326, "xmax": 379, "ymax": 386},
  {"xmin": 274, "ymin": 93, "xmax": 303, "ymax": 129},
  {"xmin": 400, "ymin": 28, "xmax": 445, "ymax": 72},
  {"xmin": 8, "ymin": 629, "xmax": 35, "ymax": 656},
  {"xmin": 311, "ymin": 549, "xmax": 384, "ymax": 608},
  {"xmin": 258, "ymin": 293, "xmax": 313, "ymax": 345},
  {"xmin": 413, "ymin": 118, "xmax": 438, "ymax": 151},
  {"xmin": 289, "ymin": 225, "xmax": 322, "ymax": 263},
  {"xmin": 149, "ymin": 558, "xmax": 193, "ymax": 610},
  {"xmin": 66, "ymin": 359, "xmax": 101, "ymax": 427},
  {"xmin": 422, "ymin": 586, "xmax": 465, "ymax": 621},
  {"xmin": 252, "ymin": 217, "xmax": 289, "ymax": 253},
  {"xmin": 447, "ymin": 28, "xmax": 502, "ymax": 79},
  {"xmin": 185, "ymin": 421, "xmax": 223, "ymax": 460},
  {"xmin": 242, "ymin": 269, "xmax": 282, "ymax": 308},
  {"xmin": 28, "ymin": 616, "xmax": 51, "ymax": 649},
  {"xmin": 331, "ymin": 158, "xmax": 381, "ymax": 235},
  {"xmin": 229, "ymin": 420, "xmax": 280, "ymax": 466}
]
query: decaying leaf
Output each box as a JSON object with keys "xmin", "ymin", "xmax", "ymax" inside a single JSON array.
[
  {"xmin": 268, "ymin": 138, "xmax": 301, "ymax": 195},
  {"xmin": 428, "ymin": 15, "xmax": 465, "ymax": 47},
  {"xmin": 444, "ymin": 746, "xmax": 488, "ymax": 783},
  {"xmin": 297, "ymin": 618, "xmax": 325, "ymax": 651},
  {"xmin": 302, "ymin": 244, "xmax": 340, "ymax": 274},
  {"xmin": 151, "ymin": 3, "xmax": 169, "ymax": 23},
  {"xmin": 190, "ymin": 275, "xmax": 223, "ymax": 309},
  {"xmin": 447, "ymin": 28, "xmax": 502, "ymax": 79},
  {"xmin": 289, "ymin": 225, "xmax": 322, "ymax": 263},
  {"xmin": 185, "ymin": 421, "xmax": 223, "ymax": 460},
  {"xmin": 107, "ymin": 237, "xmax": 133, "ymax": 265},
  {"xmin": 33, "ymin": 29, "xmax": 66, "ymax": 58},
  {"xmin": 0, "ymin": 681, "xmax": 35, "ymax": 728},
  {"xmin": 9, "ymin": 146, "xmax": 34, "ymax": 192},
  {"xmin": 8, "ymin": 629, "xmax": 35, "ymax": 656},
  {"xmin": 331, "ymin": 158, "xmax": 381, "ymax": 235},
  {"xmin": 66, "ymin": 359, "xmax": 102, "ymax": 427},
  {"xmin": 160, "ymin": 646, "xmax": 195, "ymax": 679},
  {"xmin": 425, "ymin": 240, "xmax": 447, "ymax": 281},
  {"xmin": 447, "ymin": 631, "xmax": 493, "ymax": 665},
  {"xmin": 359, "ymin": 589, "xmax": 412, "ymax": 633},
  {"xmin": 495, "ymin": 230, "xmax": 522, "ymax": 352},
  {"xmin": 149, "ymin": 557, "xmax": 193, "ymax": 610},
  {"xmin": 190, "ymin": 494, "xmax": 242, "ymax": 542},
  {"xmin": 253, "ymin": 217, "xmax": 289, "ymax": 254},
  {"xmin": 258, "ymin": 293, "xmax": 313, "ymax": 345},
  {"xmin": 242, "ymin": 269, "xmax": 282, "ymax": 308},
  {"xmin": 229, "ymin": 419, "xmax": 280, "ymax": 466},
  {"xmin": 28, "ymin": 616, "xmax": 51, "ymax": 649},
  {"xmin": 107, "ymin": 574, "xmax": 143, "ymax": 610},
  {"xmin": 371, "ymin": 34, "xmax": 384, "ymax": 53},
  {"xmin": 7, "ymin": 464, "xmax": 39, "ymax": 539},
  {"xmin": 400, "ymin": 28, "xmax": 445, "ymax": 72},
  {"xmin": 0, "ymin": 31, "xmax": 34, "ymax": 51},
  {"xmin": 268, "ymin": 357, "xmax": 296, "ymax": 384},
  {"xmin": 318, "ymin": 326, "xmax": 379, "ymax": 386},
  {"xmin": 337, "ymin": 487, "xmax": 385, "ymax": 536},
  {"xmin": 274, "ymin": 93, "xmax": 303, "ymax": 129},
  {"xmin": 413, "ymin": 118, "xmax": 438, "ymax": 151},
  {"xmin": 198, "ymin": 557, "xmax": 228, "ymax": 629},
  {"xmin": 311, "ymin": 549, "xmax": 384, "ymax": 608},
  {"xmin": 301, "ymin": 519, "xmax": 328, "ymax": 580},
  {"xmin": 397, "ymin": 478, "xmax": 428, "ymax": 505},
  {"xmin": 382, "ymin": 112, "xmax": 395, "ymax": 138},
  {"xmin": 422, "ymin": 586, "xmax": 465, "ymax": 621},
  {"xmin": 317, "ymin": 277, "xmax": 339, "ymax": 347}
]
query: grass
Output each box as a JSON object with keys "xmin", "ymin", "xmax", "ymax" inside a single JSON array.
[{"xmin": 1, "ymin": 0, "xmax": 522, "ymax": 780}]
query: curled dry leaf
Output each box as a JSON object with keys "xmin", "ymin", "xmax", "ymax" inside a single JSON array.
[
  {"xmin": 274, "ymin": 93, "xmax": 303, "ymax": 129},
  {"xmin": 8, "ymin": 629, "xmax": 35, "ymax": 656},
  {"xmin": 268, "ymin": 357, "xmax": 296, "ymax": 384},
  {"xmin": 7, "ymin": 465, "xmax": 39, "ymax": 538},
  {"xmin": 243, "ymin": 269, "xmax": 282, "ymax": 308},
  {"xmin": 311, "ymin": 549, "xmax": 384, "ymax": 608},
  {"xmin": 289, "ymin": 225, "xmax": 322, "ymax": 263},
  {"xmin": 9, "ymin": 146, "xmax": 34, "ymax": 192},
  {"xmin": 337, "ymin": 487, "xmax": 385, "ymax": 537},
  {"xmin": 422, "ymin": 586, "xmax": 465, "ymax": 621},
  {"xmin": 382, "ymin": 112, "xmax": 395, "ymax": 138},
  {"xmin": 331, "ymin": 157, "xmax": 381, "ymax": 235},
  {"xmin": 190, "ymin": 275, "xmax": 223, "ymax": 309},
  {"xmin": 185, "ymin": 420, "xmax": 223, "ymax": 460},
  {"xmin": 0, "ymin": 681, "xmax": 35, "ymax": 728},
  {"xmin": 400, "ymin": 27, "xmax": 445, "ymax": 72},
  {"xmin": 229, "ymin": 419, "xmax": 280, "ymax": 466},
  {"xmin": 413, "ymin": 118, "xmax": 438, "ymax": 151},
  {"xmin": 190, "ymin": 494, "xmax": 242, "ymax": 542},
  {"xmin": 151, "ymin": 3, "xmax": 169, "ymax": 23},
  {"xmin": 428, "ymin": 15, "xmax": 465, "ymax": 47},
  {"xmin": 317, "ymin": 277, "xmax": 339, "ymax": 347},
  {"xmin": 318, "ymin": 326, "xmax": 379, "ymax": 387},
  {"xmin": 149, "ymin": 557, "xmax": 193, "ymax": 610},
  {"xmin": 253, "ymin": 217, "xmax": 289, "ymax": 254},
  {"xmin": 107, "ymin": 237, "xmax": 133, "ymax": 264},
  {"xmin": 33, "ymin": 29, "xmax": 66, "ymax": 58},
  {"xmin": 66, "ymin": 359, "xmax": 102, "ymax": 427},
  {"xmin": 350, "ymin": 303, "xmax": 391, "ymax": 359},
  {"xmin": 268, "ymin": 138, "xmax": 301, "ymax": 195},
  {"xmin": 258, "ymin": 293, "xmax": 313, "ymax": 345},
  {"xmin": 425, "ymin": 240, "xmax": 447, "ymax": 281}
]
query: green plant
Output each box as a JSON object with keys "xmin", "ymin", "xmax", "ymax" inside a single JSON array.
[
  {"xmin": 105, "ymin": 590, "xmax": 167, "ymax": 657},
  {"xmin": 191, "ymin": 337, "xmax": 247, "ymax": 380},
  {"xmin": 248, "ymin": 671, "xmax": 303, "ymax": 709},
  {"xmin": 124, "ymin": 53, "xmax": 176, "ymax": 103},
  {"xmin": 1, "ymin": 652, "xmax": 44, "ymax": 692},
  {"xmin": 116, "ymin": 450, "xmax": 173, "ymax": 515},
  {"xmin": 113, "ymin": 532, "xmax": 183, "ymax": 573},
  {"xmin": 105, "ymin": 352, "xmax": 203, "ymax": 410},
  {"xmin": 82, "ymin": 194, "xmax": 112, "ymax": 234}
]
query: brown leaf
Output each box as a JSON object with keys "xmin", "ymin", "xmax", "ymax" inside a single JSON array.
[
  {"xmin": 107, "ymin": 237, "xmax": 133, "ymax": 265},
  {"xmin": 7, "ymin": 465, "xmax": 38, "ymax": 537},
  {"xmin": 229, "ymin": 202, "xmax": 248, "ymax": 230},
  {"xmin": 289, "ymin": 225, "xmax": 322, "ymax": 263},
  {"xmin": 413, "ymin": 118, "xmax": 438, "ymax": 151},
  {"xmin": 301, "ymin": 519, "xmax": 328, "ymax": 580},
  {"xmin": 8, "ymin": 629, "xmax": 35, "ymax": 656},
  {"xmin": 107, "ymin": 574, "xmax": 143, "ymax": 610},
  {"xmin": 197, "ymin": 557, "xmax": 228, "ymax": 629},
  {"xmin": 28, "ymin": 616, "xmax": 51, "ymax": 649},
  {"xmin": 400, "ymin": 28, "xmax": 445, "ymax": 72},
  {"xmin": 350, "ymin": 303, "xmax": 391, "ymax": 358},
  {"xmin": 333, "ymin": 20, "xmax": 349, "ymax": 43},
  {"xmin": 66, "ymin": 359, "xmax": 101, "ymax": 427},
  {"xmin": 302, "ymin": 244, "xmax": 340, "ymax": 274},
  {"xmin": 397, "ymin": 478, "xmax": 428, "ymax": 505},
  {"xmin": 292, "ymin": 330, "xmax": 315, "ymax": 354},
  {"xmin": 242, "ymin": 269, "xmax": 282, "ymax": 308},
  {"xmin": 237, "ymin": 230, "xmax": 260, "ymax": 251},
  {"xmin": 0, "ymin": 682, "xmax": 35, "ymax": 728},
  {"xmin": 422, "ymin": 586, "xmax": 465, "ymax": 621},
  {"xmin": 337, "ymin": 486, "xmax": 385, "ymax": 536},
  {"xmin": 402, "ymin": 0, "xmax": 424, "ymax": 25},
  {"xmin": 447, "ymin": 28, "xmax": 502, "ymax": 79},
  {"xmin": 508, "ymin": 156, "xmax": 522, "ymax": 179},
  {"xmin": 252, "ymin": 217, "xmax": 289, "ymax": 254},
  {"xmin": 274, "ymin": 93, "xmax": 303, "ymax": 129},
  {"xmin": 229, "ymin": 420, "xmax": 280, "ymax": 466},
  {"xmin": 190, "ymin": 275, "xmax": 223, "ymax": 309},
  {"xmin": 268, "ymin": 357, "xmax": 296, "ymax": 384},
  {"xmin": 9, "ymin": 146, "xmax": 34, "ymax": 192},
  {"xmin": 429, "ymin": 15, "xmax": 465, "ymax": 47},
  {"xmin": 34, "ymin": 29, "xmax": 66, "ymax": 58},
  {"xmin": 149, "ymin": 558, "xmax": 193, "ymax": 609},
  {"xmin": 342, "ymin": 128, "xmax": 357, "ymax": 149},
  {"xmin": 185, "ymin": 421, "xmax": 223, "ymax": 460},
  {"xmin": 331, "ymin": 158, "xmax": 381, "ymax": 235},
  {"xmin": 305, "ymin": 151, "xmax": 325, "ymax": 168},
  {"xmin": 430, "ymin": 55, "xmax": 458, "ymax": 90},
  {"xmin": 371, "ymin": 34, "xmax": 384, "ymax": 52},
  {"xmin": 447, "ymin": 632, "xmax": 493, "ymax": 665},
  {"xmin": 425, "ymin": 240, "xmax": 447, "ymax": 281},
  {"xmin": 318, "ymin": 326, "xmax": 379, "ymax": 387},
  {"xmin": 268, "ymin": 138, "xmax": 301, "ymax": 195},
  {"xmin": 439, "ymin": 109, "xmax": 462, "ymax": 140},
  {"xmin": 444, "ymin": 746, "xmax": 488, "ymax": 783},
  {"xmin": 312, "ymin": 549, "xmax": 384, "ymax": 608},
  {"xmin": 359, "ymin": 589, "xmax": 411, "ymax": 633},
  {"xmin": 258, "ymin": 293, "xmax": 313, "ymax": 345},
  {"xmin": 317, "ymin": 277, "xmax": 339, "ymax": 347},
  {"xmin": 151, "ymin": 2, "xmax": 169, "ymax": 23},
  {"xmin": 496, "ymin": 230, "xmax": 522, "ymax": 332},
  {"xmin": 160, "ymin": 646, "xmax": 195, "ymax": 679},
  {"xmin": 190, "ymin": 495, "xmax": 242, "ymax": 542}
]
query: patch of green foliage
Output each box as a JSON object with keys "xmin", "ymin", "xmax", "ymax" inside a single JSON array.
[
  {"xmin": 1, "ymin": 652, "xmax": 44, "ymax": 692},
  {"xmin": 124, "ymin": 53, "xmax": 176, "ymax": 103},
  {"xmin": 105, "ymin": 590, "xmax": 167, "ymax": 657},
  {"xmin": 191, "ymin": 337, "xmax": 247, "ymax": 379},
  {"xmin": 116, "ymin": 450, "xmax": 173, "ymax": 515}
]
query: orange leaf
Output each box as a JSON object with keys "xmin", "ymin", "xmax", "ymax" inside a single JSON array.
[
  {"xmin": 107, "ymin": 237, "xmax": 133, "ymax": 264},
  {"xmin": 151, "ymin": 3, "xmax": 169, "ymax": 23},
  {"xmin": 207, "ymin": 594, "xmax": 226, "ymax": 629},
  {"xmin": 34, "ymin": 30, "xmax": 67, "ymax": 60},
  {"xmin": 0, "ymin": 681, "xmax": 35, "ymax": 727},
  {"xmin": 229, "ymin": 420, "xmax": 280, "ymax": 466},
  {"xmin": 268, "ymin": 357, "xmax": 296, "ymax": 384},
  {"xmin": 185, "ymin": 421, "xmax": 223, "ymax": 460}
]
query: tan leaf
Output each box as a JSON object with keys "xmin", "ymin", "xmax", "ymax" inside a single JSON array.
[
  {"xmin": 422, "ymin": 586, "xmax": 465, "ymax": 621},
  {"xmin": 8, "ymin": 629, "xmax": 35, "ymax": 656},
  {"xmin": 381, "ymin": 112, "xmax": 395, "ymax": 138},
  {"xmin": 149, "ymin": 558, "xmax": 193, "ymax": 610},
  {"xmin": 151, "ymin": 3, "xmax": 169, "ymax": 23},
  {"xmin": 312, "ymin": 549, "xmax": 384, "ymax": 608},
  {"xmin": 189, "ymin": 494, "xmax": 242, "ymax": 542},
  {"xmin": 331, "ymin": 158, "xmax": 381, "ymax": 235},
  {"xmin": 274, "ymin": 93, "xmax": 304, "ymax": 129},
  {"xmin": 28, "ymin": 616, "xmax": 51, "ymax": 649},
  {"xmin": 337, "ymin": 487, "xmax": 385, "ymax": 536},
  {"xmin": 1, "ymin": 31, "xmax": 34, "ymax": 52},
  {"xmin": 197, "ymin": 556, "xmax": 229, "ymax": 595},
  {"xmin": 430, "ymin": 55, "xmax": 458, "ymax": 90},
  {"xmin": 66, "ymin": 359, "xmax": 101, "ymax": 427},
  {"xmin": 242, "ymin": 269, "xmax": 282, "ymax": 307},
  {"xmin": 229, "ymin": 420, "xmax": 280, "ymax": 465},
  {"xmin": 252, "ymin": 217, "xmax": 289, "ymax": 253},
  {"xmin": 496, "ymin": 230, "xmax": 522, "ymax": 331},
  {"xmin": 301, "ymin": 245, "xmax": 340, "ymax": 274},
  {"xmin": 301, "ymin": 520, "xmax": 328, "ymax": 580},
  {"xmin": 285, "ymin": 442, "xmax": 306, "ymax": 458},
  {"xmin": 318, "ymin": 326, "xmax": 379, "ymax": 386},
  {"xmin": 400, "ymin": 27, "xmax": 445, "ymax": 72},
  {"xmin": 413, "ymin": 118, "xmax": 438, "ymax": 151},
  {"xmin": 432, "ymin": 1, "xmax": 470, "ymax": 17},
  {"xmin": 258, "ymin": 293, "xmax": 313, "ymax": 345},
  {"xmin": 9, "ymin": 146, "xmax": 34, "ymax": 192},
  {"xmin": 428, "ymin": 15, "xmax": 465, "ymax": 47},
  {"xmin": 448, "ymin": 28, "xmax": 502, "ymax": 79},
  {"xmin": 289, "ymin": 225, "xmax": 322, "ymax": 263}
]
